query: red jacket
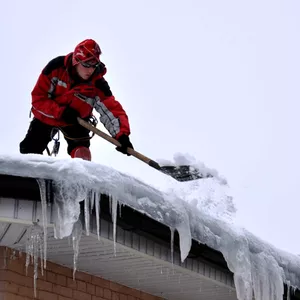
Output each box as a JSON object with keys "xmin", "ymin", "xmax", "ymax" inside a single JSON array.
[{"xmin": 31, "ymin": 53, "xmax": 130, "ymax": 139}]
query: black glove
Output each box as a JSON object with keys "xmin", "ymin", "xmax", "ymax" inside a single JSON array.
[
  {"xmin": 61, "ymin": 106, "xmax": 80, "ymax": 124},
  {"xmin": 116, "ymin": 134, "xmax": 133, "ymax": 156}
]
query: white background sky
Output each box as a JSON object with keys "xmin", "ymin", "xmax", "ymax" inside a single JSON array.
[{"xmin": 1, "ymin": 0, "xmax": 300, "ymax": 255}]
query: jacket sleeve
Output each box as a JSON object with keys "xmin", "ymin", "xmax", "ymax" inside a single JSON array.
[
  {"xmin": 94, "ymin": 78, "xmax": 130, "ymax": 139},
  {"xmin": 31, "ymin": 60, "xmax": 65, "ymax": 119}
]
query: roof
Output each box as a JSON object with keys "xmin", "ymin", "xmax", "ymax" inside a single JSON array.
[{"xmin": 0, "ymin": 154, "xmax": 300, "ymax": 300}]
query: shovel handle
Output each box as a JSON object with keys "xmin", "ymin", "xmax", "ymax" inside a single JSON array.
[{"xmin": 77, "ymin": 117, "xmax": 161, "ymax": 170}]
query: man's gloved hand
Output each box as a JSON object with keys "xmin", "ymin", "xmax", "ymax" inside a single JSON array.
[
  {"xmin": 116, "ymin": 134, "xmax": 133, "ymax": 156},
  {"xmin": 61, "ymin": 106, "xmax": 80, "ymax": 124}
]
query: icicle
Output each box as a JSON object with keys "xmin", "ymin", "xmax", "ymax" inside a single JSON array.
[
  {"xmin": 291, "ymin": 286, "xmax": 297, "ymax": 299},
  {"xmin": 84, "ymin": 196, "xmax": 90, "ymax": 235},
  {"xmin": 36, "ymin": 179, "xmax": 48, "ymax": 268},
  {"xmin": 95, "ymin": 192, "xmax": 101, "ymax": 240},
  {"xmin": 25, "ymin": 225, "xmax": 44, "ymax": 298},
  {"xmin": 118, "ymin": 202, "xmax": 122, "ymax": 218},
  {"xmin": 170, "ymin": 227, "xmax": 174, "ymax": 267},
  {"xmin": 287, "ymin": 281, "xmax": 291, "ymax": 300},
  {"xmin": 109, "ymin": 196, "xmax": 112, "ymax": 215},
  {"xmin": 111, "ymin": 197, "xmax": 118, "ymax": 256},
  {"xmin": 72, "ymin": 219, "xmax": 82, "ymax": 280},
  {"xmin": 90, "ymin": 190, "xmax": 95, "ymax": 210},
  {"xmin": 51, "ymin": 180, "xmax": 86, "ymax": 239}
]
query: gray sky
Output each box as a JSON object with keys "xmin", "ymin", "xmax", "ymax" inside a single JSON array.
[{"xmin": 1, "ymin": 0, "xmax": 300, "ymax": 255}]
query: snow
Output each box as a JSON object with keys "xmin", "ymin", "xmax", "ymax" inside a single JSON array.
[
  {"xmin": 0, "ymin": 153, "xmax": 299, "ymax": 300},
  {"xmin": 157, "ymin": 152, "xmax": 228, "ymax": 185}
]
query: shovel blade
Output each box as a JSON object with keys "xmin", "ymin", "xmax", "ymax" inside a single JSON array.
[{"xmin": 160, "ymin": 165, "xmax": 213, "ymax": 182}]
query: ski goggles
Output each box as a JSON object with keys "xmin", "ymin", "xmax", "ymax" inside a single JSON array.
[{"xmin": 78, "ymin": 59, "xmax": 101, "ymax": 69}]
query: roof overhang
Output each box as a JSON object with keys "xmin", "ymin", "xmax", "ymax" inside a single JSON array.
[
  {"xmin": 1, "ymin": 174, "xmax": 299, "ymax": 300},
  {"xmin": 0, "ymin": 174, "xmax": 238, "ymax": 300}
]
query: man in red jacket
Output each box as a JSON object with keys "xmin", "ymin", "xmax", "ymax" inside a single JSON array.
[{"xmin": 20, "ymin": 39, "xmax": 133, "ymax": 161}]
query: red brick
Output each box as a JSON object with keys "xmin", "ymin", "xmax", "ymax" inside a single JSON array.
[
  {"xmin": 58, "ymin": 296, "xmax": 73, "ymax": 300},
  {"xmin": 25, "ymin": 260, "xmax": 45, "ymax": 279},
  {"xmin": 46, "ymin": 271, "xmax": 56, "ymax": 284},
  {"xmin": 53, "ymin": 284, "xmax": 73, "ymax": 298},
  {"xmin": 7, "ymin": 257, "xmax": 25, "ymax": 276},
  {"xmin": 18, "ymin": 285, "xmax": 35, "ymax": 298},
  {"xmin": 38, "ymin": 290, "xmax": 58, "ymax": 300},
  {"xmin": 87, "ymin": 283, "xmax": 96, "ymax": 295},
  {"xmin": 92, "ymin": 296, "xmax": 105, "ymax": 300},
  {"xmin": 74, "ymin": 272, "xmax": 92, "ymax": 283},
  {"xmin": 24, "ymin": 265, "xmax": 34, "ymax": 278},
  {"xmin": 1, "ymin": 270, "xmax": 33, "ymax": 288},
  {"xmin": 46, "ymin": 262, "xmax": 72, "ymax": 278},
  {"xmin": 36, "ymin": 279, "xmax": 53, "ymax": 292},
  {"xmin": 77, "ymin": 280, "xmax": 87, "ymax": 292},
  {"xmin": 91, "ymin": 277, "xmax": 110, "ymax": 289},
  {"xmin": 66, "ymin": 277, "xmax": 76, "ymax": 289},
  {"xmin": 112, "ymin": 292, "xmax": 120, "ymax": 300},
  {"xmin": 109, "ymin": 282, "xmax": 121, "ymax": 292},
  {"xmin": 73, "ymin": 290, "xmax": 92, "ymax": 300},
  {"xmin": 103, "ymin": 289, "xmax": 111, "ymax": 300},
  {"xmin": 0, "ymin": 247, "xmax": 6, "ymax": 258},
  {"xmin": 0, "ymin": 281, "xmax": 18, "ymax": 294},
  {"xmin": 3, "ymin": 292, "xmax": 26, "ymax": 300},
  {"xmin": 0, "ymin": 257, "xmax": 7, "ymax": 270},
  {"xmin": 57, "ymin": 274, "xmax": 67, "ymax": 286},
  {"xmin": 0, "ymin": 249, "xmax": 164, "ymax": 300},
  {"xmin": 140, "ymin": 292, "xmax": 161, "ymax": 300},
  {"xmin": 95, "ymin": 286, "xmax": 104, "ymax": 297},
  {"xmin": 109, "ymin": 283, "xmax": 140, "ymax": 297}
]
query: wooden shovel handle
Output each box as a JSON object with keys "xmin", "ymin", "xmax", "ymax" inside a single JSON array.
[{"xmin": 77, "ymin": 117, "xmax": 161, "ymax": 170}]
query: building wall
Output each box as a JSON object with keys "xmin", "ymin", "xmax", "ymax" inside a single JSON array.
[{"xmin": 0, "ymin": 247, "xmax": 164, "ymax": 300}]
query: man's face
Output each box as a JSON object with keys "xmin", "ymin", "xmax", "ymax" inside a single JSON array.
[
  {"xmin": 75, "ymin": 58, "xmax": 100, "ymax": 80},
  {"xmin": 75, "ymin": 62, "xmax": 96, "ymax": 80}
]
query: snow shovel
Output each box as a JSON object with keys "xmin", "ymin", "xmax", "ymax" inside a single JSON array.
[{"xmin": 77, "ymin": 117, "xmax": 213, "ymax": 182}]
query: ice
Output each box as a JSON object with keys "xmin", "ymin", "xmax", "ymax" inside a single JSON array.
[
  {"xmin": 36, "ymin": 179, "xmax": 48, "ymax": 268},
  {"xmin": 51, "ymin": 180, "xmax": 86, "ymax": 239},
  {"xmin": 1, "ymin": 153, "xmax": 300, "ymax": 300},
  {"xmin": 95, "ymin": 192, "xmax": 101, "ymax": 240},
  {"xmin": 170, "ymin": 227, "xmax": 175, "ymax": 266},
  {"xmin": 71, "ymin": 219, "xmax": 82, "ymax": 280},
  {"xmin": 111, "ymin": 197, "xmax": 118, "ymax": 256},
  {"xmin": 25, "ymin": 225, "xmax": 45, "ymax": 298},
  {"xmin": 165, "ymin": 173, "xmax": 236, "ymax": 224},
  {"xmin": 84, "ymin": 196, "xmax": 90, "ymax": 236}
]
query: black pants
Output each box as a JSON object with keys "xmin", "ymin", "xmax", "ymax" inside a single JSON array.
[{"xmin": 19, "ymin": 118, "xmax": 90, "ymax": 155}]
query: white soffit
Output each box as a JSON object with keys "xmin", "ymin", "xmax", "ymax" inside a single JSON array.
[{"xmin": 0, "ymin": 197, "xmax": 237, "ymax": 300}]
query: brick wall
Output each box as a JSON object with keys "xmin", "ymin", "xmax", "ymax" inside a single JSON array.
[{"xmin": 0, "ymin": 247, "xmax": 164, "ymax": 300}]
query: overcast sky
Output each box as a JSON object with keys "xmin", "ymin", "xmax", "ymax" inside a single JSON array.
[{"xmin": 1, "ymin": 0, "xmax": 300, "ymax": 255}]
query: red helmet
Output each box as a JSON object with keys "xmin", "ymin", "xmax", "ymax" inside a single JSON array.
[{"xmin": 72, "ymin": 39, "xmax": 102, "ymax": 66}]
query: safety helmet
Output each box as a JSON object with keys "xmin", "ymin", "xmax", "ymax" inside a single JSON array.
[{"xmin": 72, "ymin": 39, "xmax": 102, "ymax": 66}]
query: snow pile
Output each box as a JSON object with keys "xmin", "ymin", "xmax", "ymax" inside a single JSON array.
[
  {"xmin": 157, "ymin": 152, "xmax": 228, "ymax": 185},
  {"xmin": 0, "ymin": 153, "xmax": 299, "ymax": 300}
]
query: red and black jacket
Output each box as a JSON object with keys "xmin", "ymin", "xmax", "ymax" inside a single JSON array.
[{"xmin": 31, "ymin": 53, "xmax": 130, "ymax": 139}]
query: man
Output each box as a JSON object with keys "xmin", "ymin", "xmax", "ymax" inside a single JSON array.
[{"xmin": 20, "ymin": 39, "xmax": 133, "ymax": 161}]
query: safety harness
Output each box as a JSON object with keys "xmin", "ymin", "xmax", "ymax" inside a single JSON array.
[{"xmin": 46, "ymin": 115, "xmax": 98, "ymax": 157}]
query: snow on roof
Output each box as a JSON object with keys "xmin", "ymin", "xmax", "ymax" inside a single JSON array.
[{"xmin": 0, "ymin": 153, "xmax": 299, "ymax": 300}]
